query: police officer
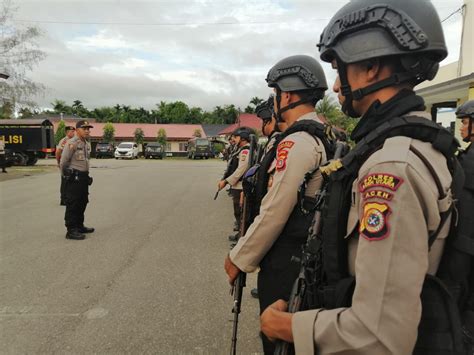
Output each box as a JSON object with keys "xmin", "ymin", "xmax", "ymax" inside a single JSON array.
[
  {"xmin": 60, "ymin": 120, "xmax": 94, "ymax": 240},
  {"xmin": 256, "ymin": 96, "xmax": 282, "ymax": 159},
  {"xmin": 260, "ymin": 1, "xmax": 461, "ymax": 354},
  {"xmin": 56, "ymin": 126, "xmax": 76, "ymax": 205},
  {"xmin": 224, "ymin": 54, "xmax": 328, "ymax": 354},
  {"xmin": 218, "ymin": 127, "xmax": 252, "ymax": 241},
  {"xmin": 456, "ymin": 101, "xmax": 474, "ymax": 348}
]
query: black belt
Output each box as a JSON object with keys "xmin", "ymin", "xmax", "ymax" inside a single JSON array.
[{"xmin": 72, "ymin": 169, "xmax": 89, "ymax": 176}]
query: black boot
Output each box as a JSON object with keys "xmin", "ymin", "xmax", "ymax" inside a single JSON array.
[
  {"xmin": 233, "ymin": 221, "xmax": 240, "ymax": 231},
  {"xmin": 66, "ymin": 229, "xmax": 85, "ymax": 240},
  {"xmin": 79, "ymin": 226, "xmax": 95, "ymax": 233}
]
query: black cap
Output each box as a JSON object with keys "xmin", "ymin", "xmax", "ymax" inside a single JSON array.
[
  {"xmin": 65, "ymin": 126, "xmax": 75, "ymax": 131},
  {"xmin": 76, "ymin": 120, "xmax": 94, "ymax": 129}
]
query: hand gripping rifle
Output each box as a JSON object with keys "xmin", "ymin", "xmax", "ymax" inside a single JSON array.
[
  {"xmin": 230, "ymin": 134, "xmax": 259, "ymax": 355},
  {"xmin": 274, "ymin": 141, "xmax": 348, "ymax": 355}
]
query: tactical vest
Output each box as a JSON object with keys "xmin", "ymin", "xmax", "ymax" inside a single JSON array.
[
  {"xmin": 223, "ymin": 144, "xmax": 249, "ymax": 181},
  {"xmin": 258, "ymin": 120, "xmax": 335, "ymax": 271},
  {"xmin": 304, "ymin": 115, "xmax": 473, "ymax": 354}
]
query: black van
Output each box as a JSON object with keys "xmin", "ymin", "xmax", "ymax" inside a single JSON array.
[
  {"xmin": 187, "ymin": 138, "xmax": 213, "ymax": 159},
  {"xmin": 95, "ymin": 142, "xmax": 115, "ymax": 158},
  {"xmin": 144, "ymin": 143, "xmax": 164, "ymax": 159}
]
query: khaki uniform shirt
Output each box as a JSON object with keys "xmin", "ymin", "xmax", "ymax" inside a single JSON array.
[
  {"xmin": 230, "ymin": 112, "xmax": 327, "ymax": 272},
  {"xmin": 292, "ymin": 112, "xmax": 453, "ymax": 355},
  {"xmin": 226, "ymin": 145, "xmax": 251, "ymax": 190},
  {"xmin": 60, "ymin": 136, "xmax": 90, "ymax": 173},
  {"xmin": 56, "ymin": 136, "xmax": 70, "ymax": 163}
]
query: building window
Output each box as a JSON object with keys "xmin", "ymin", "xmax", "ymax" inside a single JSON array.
[
  {"xmin": 166, "ymin": 143, "xmax": 171, "ymax": 151},
  {"xmin": 179, "ymin": 143, "xmax": 187, "ymax": 151}
]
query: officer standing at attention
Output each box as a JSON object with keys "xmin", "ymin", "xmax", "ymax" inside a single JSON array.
[
  {"xmin": 60, "ymin": 120, "xmax": 95, "ymax": 240},
  {"xmin": 224, "ymin": 55, "xmax": 329, "ymax": 354},
  {"xmin": 260, "ymin": 1, "xmax": 462, "ymax": 354},
  {"xmin": 56, "ymin": 125, "xmax": 76, "ymax": 205},
  {"xmin": 456, "ymin": 101, "xmax": 474, "ymax": 335},
  {"xmin": 218, "ymin": 128, "xmax": 252, "ymax": 241}
]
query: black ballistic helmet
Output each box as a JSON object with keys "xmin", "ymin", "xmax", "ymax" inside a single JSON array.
[
  {"xmin": 232, "ymin": 127, "xmax": 253, "ymax": 142},
  {"xmin": 255, "ymin": 95, "xmax": 274, "ymax": 122},
  {"xmin": 456, "ymin": 100, "xmax": 474, "ymax": 119},
  {"xmin": 318, "ymin": 0, "xmax": 448, "ymax": 117},
  {"xmin": 456, "ymin": 100, "xmax": 474, "ymax": 142},
  {"xmin": 266, "ymin": 55, "xmax": 327, "ymax": 121},
  {"xmin": 266, "ymin": 55, "xmax": 328, "ymax": 92}
]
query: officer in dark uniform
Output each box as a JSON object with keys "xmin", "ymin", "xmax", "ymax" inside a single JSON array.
[
  {"xmin": 60, "ymin": 120, "xmax": 95, "ymax": 240},
  {"xmin": 456, "ymin": 101, "xmax": 474, "ymax": 347}
]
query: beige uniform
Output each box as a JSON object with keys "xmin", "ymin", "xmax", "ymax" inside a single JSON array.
[
  {"xmin": 56, "ymin": 136, "xmax": 70, "ymax": 164},
  {"xmin": 226, "ymin": 146, "xmax": 251, "ymax": 190},
  {"xmin": 230, "ymin": 112, "xmax": 327, "ymax": 272},
  {"xmin": 292, "ymin": 113, "xmax": 453, "ymax": 355},
  {"xmin": 60, "ymin": 136, "xmax": 90, "ymax": 173}
]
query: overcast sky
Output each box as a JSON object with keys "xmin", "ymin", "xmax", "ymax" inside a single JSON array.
[{"xmin": 13, "ymin": 0, "xmax": 465, "ymax": 111}]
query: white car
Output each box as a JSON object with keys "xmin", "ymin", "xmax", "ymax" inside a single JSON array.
[{"xmin": 115, "ymin": 142, "xmax": 139, "ymax": 159}]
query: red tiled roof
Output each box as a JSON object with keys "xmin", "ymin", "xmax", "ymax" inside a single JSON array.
[
  {"xmin": 218, "ymin": 114, "xmax": 262, "ymax": 135},
  {"xmin": 53, "ymin": 121, "xmax": 206, "ymax": 140}
]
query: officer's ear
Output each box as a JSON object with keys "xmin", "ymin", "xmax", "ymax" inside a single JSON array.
[{"xmin": 364, "ymin": 59, "xmax": 381, "ymax": 83}]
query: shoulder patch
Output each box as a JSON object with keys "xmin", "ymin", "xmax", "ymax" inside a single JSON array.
[
  {"xmin": 362, "ymin": 190, "xmax": 394, "ymax": 201},
  {"xmin": 359, "ymin": 202, "xmax": 391, "ymax": 241},
  {"xmin": 276, "ymin": 140, "xmax": 295, "ymax": 172},
  {"xmin": 241, "ymin": 149, "xmax": 249, "ymax": 155},
  {"xmin": 359, "ymin": 173, "xmax": 403, "ymax": 192},
  {"xmin": 278, "ymin": 140, "xmax": 295, "ymax": 150}
]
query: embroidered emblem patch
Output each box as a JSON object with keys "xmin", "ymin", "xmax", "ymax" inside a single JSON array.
[
  {"xmin": 359, "ymin": 173, "xmax": 403, "ymax": 192},
  {"xmin": 276, "ymin": 140, "xmax": 294, "ymax": 172},
  {"xmin": 362, "ymin": 190, "xmax": 394, "ymax": 201},
  {"xmin": 359, "ymin": 202, "xmax": 391, "ymax": 241}
]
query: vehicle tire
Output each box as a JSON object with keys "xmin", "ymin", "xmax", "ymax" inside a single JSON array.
[
  {"xmin": 115, "ymin": 157, "xmax": 118, "ymax": 160},
  {"xmin": 26, "ymin": 156, "xmax": 38, "ymax": 166}
]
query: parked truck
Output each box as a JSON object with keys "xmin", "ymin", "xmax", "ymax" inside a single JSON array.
[
  {"xmin": 0, "ymin": 119, "xmax": 55, "ymax": 166},
  {"xmin": 187, "ymin": 137, "xmax": 213, "ymax": 159}
]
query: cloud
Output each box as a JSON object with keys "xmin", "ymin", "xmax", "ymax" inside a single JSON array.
[{"xmin": 15, "ymin": 0, "xmax": 465, "ymax": 111}]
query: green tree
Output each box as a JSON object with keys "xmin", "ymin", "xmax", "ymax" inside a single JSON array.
[
  {"xmin": 18, "ymin": 106, "xmax": 33, "ymax": 118},
  {"xmin": 193, "ymin": 128, "xmax": 202, "ymax": 137},
  {"xmin": 134, "ymin": 128, "xmax": 145, "ymax": 154},
  {"xmin": 103, "ymin": 122, "xmax": 115, "ymax": 143},
  {"xmin": 250, "ymin": 96, "xmax": 264, "ymax": 107},
  {"xmin": 316, "ymin": 96, "xmax": 358, "ymax": 137},
  {"xmin": 157, "ymin": 128, "xmax": 167, "ymax": 147},
  {"xmin": 0, "ymin": 101, "xmax": 14, "ymax": 119},
  {"xmin": 52, "ymin": 99, "xmax": 71, "ymax": 115},
  {"xmin": 55, "ymin": 120, "xmax": 66, "ymax": 145}
]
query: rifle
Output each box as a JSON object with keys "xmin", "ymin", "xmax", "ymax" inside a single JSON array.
[
  {"xmin": 274, "ymin": 141, "xmax": 347, "ymax": 355},
  {"xmin": 230, "ymin": 134, "xmax": 259, "ymax": 355}
]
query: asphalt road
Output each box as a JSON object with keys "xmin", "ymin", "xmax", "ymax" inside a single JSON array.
[{"xmin": 0, "ymin": 158, "xmax": 262, "ymax": 354}]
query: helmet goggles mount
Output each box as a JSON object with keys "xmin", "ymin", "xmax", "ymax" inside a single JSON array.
[{"xmin": 318, "ymin": 4, "xmax": 445, "ymax": 118}]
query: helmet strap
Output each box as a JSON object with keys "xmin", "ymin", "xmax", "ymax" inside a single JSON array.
[
  {"xmin": 337, "ymin": 58, "xmax": 416, "ymax": 118},
  {"xmin": 274, "ymin": 87, "xmax": 316, "ymax": 122},
  {"xmin": 464, "ymin": 118, "xmax": 474, "ymax": 143}
]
